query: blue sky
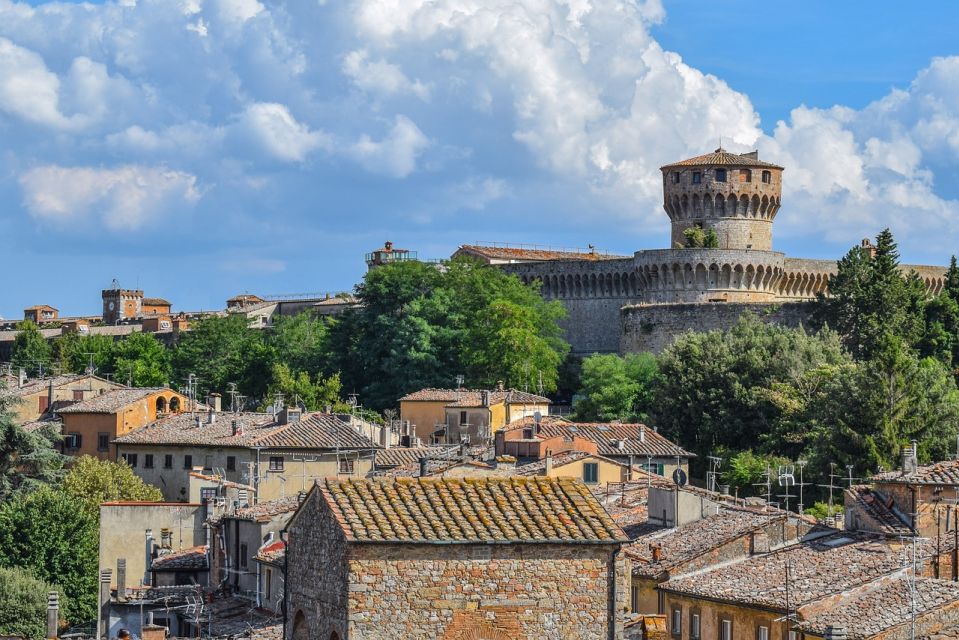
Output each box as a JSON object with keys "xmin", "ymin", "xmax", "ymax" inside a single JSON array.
[{"xmin": 1, "ymin": 0, "xmax": 958, "ymax": 318}]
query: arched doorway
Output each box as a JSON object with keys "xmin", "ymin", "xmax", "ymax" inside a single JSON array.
[{"xmin": 291, "ymin": 611, "xmax": 309, "ymax": 640}]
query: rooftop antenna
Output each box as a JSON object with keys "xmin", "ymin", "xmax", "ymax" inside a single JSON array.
[
  {"xmin": 706, "ymin": 455, "xmax": 723, "ymax": 493},
  {"xmin": 796, "ymin": 460, "xmax": 809, "ymax": 516},
  {"xmin": 754, "ymin": 465, "xmax": 774, "ymax": 513},
  {"xmin": 817, "ymin": 463, "xmax": 845, "ymax": 521},
  {"xmin": 455, "ymin": 374, "xmax": 464, "ymax": 388},
  {"xmin": 226, "ymin": 383, "xmax": 239, "ymax": 413},
  {"xmin": 83, "ymin": 352, "xmax": 97, "ymax": 376}
]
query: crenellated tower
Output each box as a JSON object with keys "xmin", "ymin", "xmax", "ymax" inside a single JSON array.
[{"xmin": 660, "ymin": 148, "xmax": 783, "ymax": 251}]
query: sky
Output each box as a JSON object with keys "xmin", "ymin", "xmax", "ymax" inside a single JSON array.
[{"xmin": 1, "ymin": 0, "xmax": 958, "ymax": 318}]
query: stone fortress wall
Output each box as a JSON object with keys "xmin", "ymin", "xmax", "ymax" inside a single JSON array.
[{"xmin": 497, "ymin": 149, "xmax": 950, "ymax": 356}]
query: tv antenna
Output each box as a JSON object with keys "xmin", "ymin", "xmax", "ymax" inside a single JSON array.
[{"xmin": 706, "ymin": 455, "xmax": 723, "ymax": 493}]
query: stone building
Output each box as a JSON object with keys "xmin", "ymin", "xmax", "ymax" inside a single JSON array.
[
  {"xmin": 285, "ymin": 476, "xmax": 630, "ymax": 640},
  {"xmin": 3, "ymin": 372, "xmax": 123, "ymax": 424},
  {"xmin": 472, "ymin": 148, "xmax": 949, "ymax": 355}
]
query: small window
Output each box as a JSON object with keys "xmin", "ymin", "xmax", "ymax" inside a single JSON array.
[
  {"xmin": 200, "ymin": 487, "xmax": 217, "ymax": 502},
  {"xmin": 144, "ymin": 454, "xmax": 154, "ymax": 469},
  {"xmin": 740, "ymin": 169, "xmax": 751, "ymax": 183},
  {"xmin": 671, "ymin": 609, "xmax": 681, "ymax": 635},
  {"xmin": 691, "ymin": 614, "xmax": 701, "ymax": 640},
  {"xmin": 522, "ymin": 428, "xmax": 534, "ymax": 439},
  {"xmin": 721, "ymin": 619, "xmax": 732, "ymax": 640},
  {"xmin": 762, "ymin": 170, "xmax": 772, "ymax": 183},
  {"xmin": 164, "ymin": 454, "xmax": 173, "ymax": 469},
  {"xmin": 630, "ymin": 586, "xmax": 639, "ymax": 612},
  {"xmin": 269, "ymin": 456, "xmax": 284, "ymax": 472},
  {"xmin": 183, "ymin": 454, "xmax": 193, "ymax": 469},
  {"xmin": 204, "ymin": 454, "xmax": 213, "ymax": 470},
  {"xmin": 226, "ymin": 456, "xmax": 236, "ymax": 472},
  {"xmin": 240, "ymin": 543, "xmax": 248, "ymax": 569},
  {"xmin": 339, "ymin": 458, "xmax": 354, "ymax": 474},
  {"xmin": 73, "ymin": 390, "xmax": 84, "ymax": 401},
  {"xmin": 66, "ymin": 433, "xmax": 82, "ymax": 450},
  {"xmin": 757, "ymin": 626, "xmax": 769, "ymax": 640},
  {"xmin": 97, "ymin": 433, "xmax": 109, "ymax": 452},
  {"xmin": 672, "ymin": 172, "xmax": 680, "ymax": 184},
  {"xmin": 583, "ymin": 462, "xmax": 599, "ymax": 484},
  {"xmin": 715, "ymin": 169, "xmax": 727, "ymax": 182},
  {"xmin": 122, "ymin": 453, "xmax": 138, "ymax": 468},
  {"xmin": 692, "ymin": 172, "xmax": 702, "ymax": 184},
  {"xmin": 459, "ymin": 411, "xmax": 468, "ymax": 425}
]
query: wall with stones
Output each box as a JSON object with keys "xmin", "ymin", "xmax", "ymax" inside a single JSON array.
[{"xmin": 621, "ymin": 301, "xmax": 816, "ymax": 354}]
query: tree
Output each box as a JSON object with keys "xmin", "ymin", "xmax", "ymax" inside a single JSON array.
[
  {"xmin": 52, "ymin": 333, "xmax": 114, "ymax": 376},
  {"xmin": 0, "ymin": 487, "xmax": 98, "ymax": 624},
  {"xmin": 683, "ymin": 227, "xmax": 719, "ymax": 249},
  {"xmin": 263, "ymin": 363, "xmax": 317, "ymax": 411},
  {"xmin": 0, "ymin": 390, "xmax": 67, "ymax": 501},
  {"xmin": 61, "ymin": 456, "xmax": 163, "ymax": 513},
  {"xmin": 574, "ymin": 353, "xmax": 660, "ymax": 422},
  {"xmin": 10, "ymin": 321, "xmax": 52, "ymax": 377},
  {"xmin": 172, "ymin": 315, "xmax": 274, "ymax": 404},
  {"xmin": 108, "ymin": 333, "xmax": 172, "ymax": 387},
  {"xmin": 267, "ymin": 312, "xmax": 330, "ymax": 377},
  {"xmin": 919, "ymin": 255, "xmax": 959, "ymax": 370},
  {"xmin": 722, "ymin": 450, "xmax": 790, "ymax": 497},
  {"xmin": 0, "ymin": 566, "xmax": 67, "ymax": 640}
]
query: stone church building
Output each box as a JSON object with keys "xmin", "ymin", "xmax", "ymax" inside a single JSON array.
[
  {"xmin": 456, "ymin": 149, "xmax": 948, "ymax": 355},
  {"xmin": 284, "ymin": 476, "xmax": 630, "ymax": 640}
]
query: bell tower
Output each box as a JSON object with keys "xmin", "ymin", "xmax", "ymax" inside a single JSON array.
[{"xmin": 659, "ymin": 148, "xmax": 783, "ymax": 251}]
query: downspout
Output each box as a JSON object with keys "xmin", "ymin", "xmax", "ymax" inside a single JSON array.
[
  {"xmin": 608, "ymin": 545, "xmax": 620, "ymax": 640},
  {"xmin": 281, "ymin": 528, "xmax": 289, "ymax": 640}
]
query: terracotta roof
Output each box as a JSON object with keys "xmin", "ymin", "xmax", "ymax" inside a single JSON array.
[
  {"xmin": 799, "ymin": 576, "xmax": 959, "ymax": 639},
  {"xmin": 24, "ymin": 305, "xmax": 57, "ymax": 312},
  {"xmin": 846, "ymin": 486, "xmax": 912, "ymax": 535},
  {"xmin": 873, "ymin": 460, "xmax": 959, "ymax": 486},
  {"xmin": 398, "ymin": 388, "xmax": 550, "ymax": 406},
  {"xmin": 456, "ymin": 244, "xmax": 628, "ymax": 262},
  {"xmin": 317, "ymin": 476, "xmax": 629, "ymax": 544},
  {"xmin": 377, "ymin": 458, "xmax": 498, "ymax": 478},
  {"xmin": 152, "ymin": 545, "xmax": 208, "ymax": 571},
  {"xmin": 142, "ymin": 297, "xmax": 171, "ymax": 306},
  {"xmin": 374, "ymin": 446, "xmax": 459, "ymax": 468},
  {"xmin": 660, "ymin": 148, "xmax": 784, "ymax": 170},
  {"xmin": 254, "ymin": 540, "xmax": 286, "ymax": 566},
  {"xmin": 626, "ymin": 508, "xmax": 787, "ymax": 578},
  {"xmin": 57, "ymin": 387, "xmax": 169, "ymax": 414},
  {"xmin": 115, "ymin": 411, "xmax": 379, "ymax": 451},
  {"xmin": 233, "ymin": 496, "xmax": 302, "ymax": 522},
  {"xmin": 507, "ymin": 417, "xmax": 694, "ymax": 458},
  {"xmin": 661, "ymin": 532, "xmax": 932, "ymax": 610},
  {"xmin": 5, "ymin": 374, "xmax": 106, "ymax": 398},
  {"xmin": 19, "ymin": 418, "xmax": 61, "ymax": 433}
]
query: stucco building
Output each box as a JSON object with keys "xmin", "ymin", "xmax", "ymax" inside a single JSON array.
[
  {"xmin": 285, "ymin": 476, "xmax": 630, "ymax": 640},
  {"xmin": 467, "ymin": 148, "xmax": 950, "ymax": 355},
  {"xmin": 4, "ymin": 372, "xmax": 124, "ymax": 424}
]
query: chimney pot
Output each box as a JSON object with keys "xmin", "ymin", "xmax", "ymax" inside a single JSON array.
[
  {"xmin": 639, "ymin": 426, "xmax": 646, "ymax": 443},
  {"xmin": 210, "ymin": 393, "xmax": 222, "ymax": 413},
  {"xmin": 544, "ymin": 451, "xmax": 554, "ymax": 476},
  {"xmin": 46, "ymin": 592, "xmax": 58, "ymax": 640}
]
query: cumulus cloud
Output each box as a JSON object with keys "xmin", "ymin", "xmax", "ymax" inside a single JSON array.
[
  {"xmin": 236, "ymin": 102, "xmax": 332, "ymax": 163},
  {"xmin": 0, "ymin": 37, "xmax": 76, "ymax": 129},
  {"xmin": 342, "ymin": 49, "xmax": 430, "ymax": 100},
  {"xmin": 349, "ymin": 115, "xmax": 429, "ymax": 178},
  {"xmin": 19, "ymin": 165, "xmax": 200, "ymax": 231}
]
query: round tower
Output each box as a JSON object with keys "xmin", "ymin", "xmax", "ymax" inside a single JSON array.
[{"xmin": 659, "ymin": 148, "xmax": 783, "ymax": 251}]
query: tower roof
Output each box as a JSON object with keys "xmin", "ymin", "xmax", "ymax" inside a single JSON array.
[{"xmin": 661, "ymin": 148, "xmax": 783, "ymax": 170}]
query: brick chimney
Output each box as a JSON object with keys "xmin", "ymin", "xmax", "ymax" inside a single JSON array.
[
  {"xmin": 209, "ymin": 392, "xmax": 222, "ymax": 413},
  {"xmin": 651, "ymin": 543, "xmax": 662, "ymax": 562},
  {"xmin": 46, "ymin": 592, "xmax": 58, "ymax": 640}
]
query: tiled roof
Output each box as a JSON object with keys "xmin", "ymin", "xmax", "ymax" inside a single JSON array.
[
  {"xmin": 507, "ymin": 417, "xmax": 694, "ymax": 458},
  {"xmin": 799, "ymin": 576, "xmax": 959, "ymax": 639},
  {"xmin": 374, "ymin": 446, "xmax": 459, "ymax": 468},
  {"xmin": 5, "ymin": 374, "xmax": 101, "ymax": 398},
  {"xmin": 661, "ymin": 532, "xmax": 928, "ymax": 610},
  {"xmin": 660, "ymin": 148, "xmax": 784, "ymax": 170},
  {"xmin": 142, "ymin": 297, "xmax": 170, "ymax": 306},
  {"xmin": 233, "ymin": 496, "xmax": 302, "ymax": 522},
  {"xmin": 254, "ymin": 540, "xmax": 286, "ymax": 566},
  {"xmin": 398, "ymin": 387, "xmax": 550, "ymax": 406},
  {"xmin": 873, "ymin": 460, "xmax": 959, "ymax": 485},
  {"xmin": 19, "ymin": 418, "xmax": 61, "ymax": 433},
  {"xmin": 152, "ymin": 545, "xmax": 208, "ymax": 571},
  {"xmin": 846, "ymin": 486, "xmax": 912, "ymax": 535},
  {"xmin": 317, "ymin": 476, "xmax": 628, "ymax": 544},
  {"xmin": 377, "ymin": 458, "xmax": 498, "ymax": 478},
  {"xmin": 57, "ymin": 387, "xmax": 168, "ymax": 414},
  {"xmin": 115, "ymin": 411, "xmax": 379, "ymax": 451},
  {"xmin": 457, "ymin": 245, "xmax": 627, "ymax": 262},
  {"xmin": 626, "ymin": 508, "xmax": 786, "ymax": 578}
]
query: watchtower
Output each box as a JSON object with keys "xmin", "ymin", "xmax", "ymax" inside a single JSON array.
[
  {"xmin": 102, "ymin": 280, "xmax": 144, "ymax": 324},
  {"xmin": 660, "ymin": 148, "xmax": 783, "ymax": 251}
]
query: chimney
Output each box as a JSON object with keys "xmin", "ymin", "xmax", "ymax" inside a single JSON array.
[
  {"xmin": 419, "ymin": 457, "xmax": 429, "ymax": 478},
  {"xmin": 903, "ymin": 442, "xmax": 919, "ymax": 475},
  {"xmin": 825, "ymin": 626, "xmax": 847, "ymax": 640},
  {"xmin": 18, "ymin": 368, "xmax": 26, "ymax": 388},
  {"xmin": 545, "ymin": 451, "xmax": 553, "ymax": 476},
  {"xmin": 279, "ymin": 406, "xmax": 301, "ymax": 425},
  {"xmin": 46, "ymin": 592, "xmax": 58, "ymax": 640},
  {"xmin": 98, "ymin": 569, "xmax": 112, "ymax": 639},
  {"xmin": 616, "ymin": 439, "xmax": 626, "ymax": 451},
  {"xmin": 143, "ymin": 530, "xmax": 154, "ymax": 586},
  {"xmin": 481, "ymin": 391, "xmax": 490, "ymax": 407},
  {"xmin": 496, "ymin": 455, "xmax": 516, "ymax": 476},
  {"xmin": 651, "ymin": 543, "xmax": 662, "ymax": 562},
  {"xmin": 496, "ymin": 380, "xmax": 505, "ymax": 391},
  {"xmin": 210, "ymin": 393, "xmax": 222, "ymax": 413},
  {"xmin": 116, "ymin": 558, "xmax": 126, "ymax": 600},
  {"xmin": 207, "ymin": 407, "xmax": 216, "ymax": 425},
  {"xmin": 232, "ymin": 419, "xmax": 243, "ymax": 437},
  {"xmin": 639, "ymin": 426, "xmax": 646, "ymax": 443},
  {"xmin": 160, "ymin": 528, "xmax": 172, "ymax": 549},
  {"xmin": 194, "ymin": 414, "xmax": 201, "ymax": 429}
]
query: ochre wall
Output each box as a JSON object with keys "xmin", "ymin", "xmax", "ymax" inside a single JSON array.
[{"xmin": 400, "ymin": 401, "xmax": 448, "ymax": 441}]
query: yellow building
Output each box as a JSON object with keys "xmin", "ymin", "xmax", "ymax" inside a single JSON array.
[
  {"xmin": 58, "ymin": 387, "xmax": 189, "ymax": 459},
  {"xmin": 4, "ymin": 373, "xmax": 124, "ymax": 424},
  {"xmin": 517, "ymin": 450, "xmax": 633, "ymax": 486},
  {"xmin": 398, "ymin": 387, "xmax": 550, "ymax": 444}
]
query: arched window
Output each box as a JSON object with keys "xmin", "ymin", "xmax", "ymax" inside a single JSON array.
[
  {"xmin": 715, "ymin": 169, "xmax": 727, "ymax": 182},
  {"xmin": 169, "ymin": 397, "xmax": 181, "ymax": 413},
  {"xmin": 762, "ymin": 170, "xmax": 771, "ymax": 183},
  {"xmin": 156, "ymin": 397, "xmax": 167, "ymax": 414}
]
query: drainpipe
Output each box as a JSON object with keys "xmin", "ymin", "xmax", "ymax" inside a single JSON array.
[{"xmin": 608, "ymin": 546, "xmax": 620, "ymax": 640}]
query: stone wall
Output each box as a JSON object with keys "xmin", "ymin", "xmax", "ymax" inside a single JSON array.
[{"xmin": 621, "ymin": 301, "xmax": 816, "ymax": 354}]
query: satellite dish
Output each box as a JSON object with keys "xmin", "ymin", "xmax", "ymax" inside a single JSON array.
[
  {"xmin": 672, "ymin": 468, "xmax": 688, "ymax": 487},
  {"xmin": 533, "ymin": 411, "xmax": 542, "ymax": 423}
]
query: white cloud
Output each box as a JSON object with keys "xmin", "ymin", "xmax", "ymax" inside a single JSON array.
[
  {"xmin": 236, "ymin": 102, "xmax": 331, "ymax": 163},
  {"xmin": 342, "ymin": 49, "xmax": 430, "ymax": 100},
  {"xmin": 19, "ymin": 164, "xmax": 201, "ymax": 231},
  {"xmin": 0, "ymin": 37, "xmax": 74, "ymax": 129},
  {"xmin": 349, "ymin": 115, "xmax": 429, "ymax": 178}
]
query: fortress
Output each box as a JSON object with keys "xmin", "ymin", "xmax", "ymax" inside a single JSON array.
[{"xmin": 455, "ymin": 148, "xmax": 949, "ymax": 355}]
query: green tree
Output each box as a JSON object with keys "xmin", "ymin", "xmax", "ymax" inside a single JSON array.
[
  {"xmin": 108, "ymin": 333, "xmax": 172, "ymax": 387},
  {"xmin": 0, "ymin": 566, "xmax": 67, "ymax": 640},
  {"xmin": 61, "ymin": 456, "xmax": 163, "ymax": 513},
  {"xmin": 574, "ymin": 352, "xmax": 660, "ymax": 422},
  {"xmin": 0, "ymin": 390, "xmax": 67, "ymax": 500},
  {"xmin": 172, "ymin": 315, "xmax": 274, "ymax": 404},
  {"xmin": 263, "ymin": 363, "xmax": 317, "ymax": 410},
  {"xmin": 722, "ymin": 450, "xmax": 790, "ymax": 497},
  {"xmin": 315, "ymin": 372, "xmax": 352, "ymax": 413},
  {"xmin": 10, "ymin": 321, "xmax": 52, "ymax": 377},
  {"xmin": 0, "ymin": 487, "xmax": 98, "ymax": 623},
  {"xmin": 52, "ymin": 333, "xmax": 114, "ymax": 376},
  {"xmin": 683, "ymin": 227, "xmax": 720, "ymax": 249},
  {"xmin": 919, "ymin": 255, "xmax": 959, "ymax": 370},
  {"xmin": 268, "ymin": 312, "xmax": 330, "ymax": 376}
]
